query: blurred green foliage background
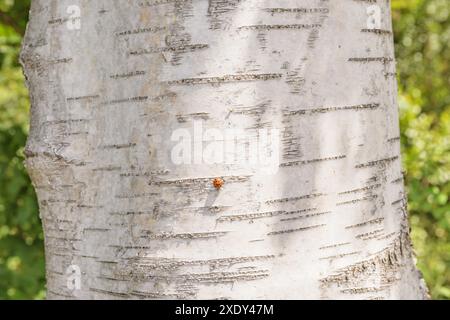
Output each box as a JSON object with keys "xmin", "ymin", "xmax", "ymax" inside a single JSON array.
[{"xmin": 0, "ymin": 0, "xmax": 448, "ymax": 299}]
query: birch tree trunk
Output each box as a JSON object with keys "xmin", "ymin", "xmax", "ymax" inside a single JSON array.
[{"xmin": 21, "ymin": 0, "xmax": 428, "ymax": 300}]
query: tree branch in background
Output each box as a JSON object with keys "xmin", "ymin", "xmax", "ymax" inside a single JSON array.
[{"xmin": 0, "ymin": 10, "xmax": 24, "ymax": 35}]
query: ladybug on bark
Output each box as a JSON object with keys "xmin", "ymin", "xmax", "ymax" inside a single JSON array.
[{"xmin": 213, "ymin": 178, "xmax": 224, "ymax": 190}]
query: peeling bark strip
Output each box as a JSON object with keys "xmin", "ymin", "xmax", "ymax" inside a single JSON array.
[{"xmin": 21, "ymin": 0, "xmax": 427, "ymax": 299}]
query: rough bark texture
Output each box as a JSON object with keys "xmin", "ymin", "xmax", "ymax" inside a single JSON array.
[{"xmin": 21, "ymin": 0, "xmax": 428, "ymax": 299}]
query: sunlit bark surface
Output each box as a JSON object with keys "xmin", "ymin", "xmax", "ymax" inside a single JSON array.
[{"xmin": 21, "ymin": 0, "xmax": 428, "ymax": 299}]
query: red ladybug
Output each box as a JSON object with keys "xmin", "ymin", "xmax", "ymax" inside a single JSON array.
[{"xmin": 213, "ymin": 178, "xmax": 224, "ymax": 190}]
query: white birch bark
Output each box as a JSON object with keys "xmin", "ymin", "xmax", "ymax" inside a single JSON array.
[{"xmin": 21, "ymin": 0, "xmax": 428, "ymax": 299}]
